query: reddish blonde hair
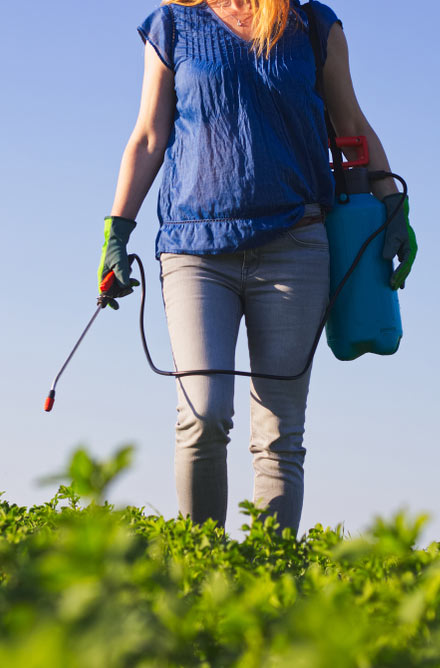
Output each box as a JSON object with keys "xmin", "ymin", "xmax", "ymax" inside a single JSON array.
[{"xmin": 162, "ymin": 1, "xmax": 297, "ymax": 56}]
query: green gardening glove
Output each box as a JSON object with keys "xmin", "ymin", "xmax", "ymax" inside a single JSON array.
[
  {"xmin": 382, "ymin": 194, "xmax": 418, "ymax": 290},
  {"xmin": 97, "ymin": 216, "xmax": 139, "ymax": 310}
]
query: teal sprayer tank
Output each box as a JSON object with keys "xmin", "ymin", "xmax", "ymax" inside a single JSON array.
[{"xmin": 324, "ymin": 137, "xmax": 403, "ymax": 361}]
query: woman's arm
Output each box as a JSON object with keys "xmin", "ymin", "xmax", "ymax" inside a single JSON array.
[
  {"xmin": 110, "ymin": 42, "xmax": 176, "ymax": 219},
  {"xmin": 323, "ymin": 24, "xmax": 398, "ymax": 199}
]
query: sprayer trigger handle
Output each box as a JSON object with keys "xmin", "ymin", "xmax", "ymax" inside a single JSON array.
[{"xmin": 99, "ymin": 271, "xmax": 115, "ymax": 293}]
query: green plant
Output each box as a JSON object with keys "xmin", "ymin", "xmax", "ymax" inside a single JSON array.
[{"xmin": 0, "ymin": 445, "xmax": 439, "ymax": 667}]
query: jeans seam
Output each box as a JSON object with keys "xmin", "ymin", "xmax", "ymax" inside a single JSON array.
[{"xmin": 240, "ymin": 252, "xmax": 247, "ymax": 294}]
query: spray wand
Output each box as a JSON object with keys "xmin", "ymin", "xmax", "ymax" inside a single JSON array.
[{"xmin": 44, "ymin": 297, "xmax": 109, "ymax": 412}]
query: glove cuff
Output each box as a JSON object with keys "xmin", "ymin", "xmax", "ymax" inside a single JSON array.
[
  {"xmin": 104, "ymin": 215, "xmax": 137, "ymax": 230},
  {"xmin": 103, "ymin": 216, "xmax": 137, "ymax": 244},
  {"xmin": 104, "ymin": 215, "xmax": 137, "ymax": 226}
]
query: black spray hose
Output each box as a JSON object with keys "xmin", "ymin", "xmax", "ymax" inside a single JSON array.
[
  {"xmin": 135, "ymin": 171, "xmax": 407, "ymax": 381},
  {"xmin": 44, "ymin": 171, "xmax": 407, "ymax": 411}
]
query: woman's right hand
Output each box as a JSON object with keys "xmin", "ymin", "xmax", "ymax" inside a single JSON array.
[{"xmin": 97, "ymin": 216, "xmax": 139, "ymax": 309}]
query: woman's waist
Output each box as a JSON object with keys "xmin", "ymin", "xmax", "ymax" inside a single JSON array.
[
  {"xmin": 154, "ymin": 205, "xmax": 325, "ymax": 258},
  {"xmin": 294, "ymin": 203, "xmax": 325, "ymax": 229}
]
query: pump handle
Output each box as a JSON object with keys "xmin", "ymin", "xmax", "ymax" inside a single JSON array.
[{"xmin": 329, "ymin": 135, "xmax": 369, "ymax": 169}]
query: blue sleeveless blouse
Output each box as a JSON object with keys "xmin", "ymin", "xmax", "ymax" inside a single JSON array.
[{"xmin": 137, "ymin": 1, "xmax": 341, "ymax": 257}]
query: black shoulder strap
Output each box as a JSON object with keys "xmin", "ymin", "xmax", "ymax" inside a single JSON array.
[
  {"xmin": 302, "ymin": 2, "xmax": 348, "ymax": 201},
  {"xmin": 302, "ymin": 2, "xmax": 324, "ymax": 97}
]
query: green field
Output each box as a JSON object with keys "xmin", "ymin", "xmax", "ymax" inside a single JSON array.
[{"xmin": 1, "ymin": 446, "xmax": 439, "ymax": 667}]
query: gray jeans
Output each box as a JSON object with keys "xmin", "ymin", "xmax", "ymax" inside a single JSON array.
[{"xmin": 160, "ymin": 218, "xmax": 330, "ymax": 536}]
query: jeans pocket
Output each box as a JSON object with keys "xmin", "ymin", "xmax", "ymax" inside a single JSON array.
[{"xmin": 285, "ymin": 222, "xmax": 329, "ymax": 249}]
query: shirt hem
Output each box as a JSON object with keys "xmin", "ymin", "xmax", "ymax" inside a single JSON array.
[{"xmin": 154, "ymin": 206, "xmax": 328, "ymax": 258}]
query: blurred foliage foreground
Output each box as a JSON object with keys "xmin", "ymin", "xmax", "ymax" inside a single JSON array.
[{"xmin": 1, "ymin": 446, "xmax": 440, "ymax": 668}]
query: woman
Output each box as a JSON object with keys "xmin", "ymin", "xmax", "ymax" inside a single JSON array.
[{"xmin": 97, "ymin": 0, "xmax": 415, "ymax": 536}]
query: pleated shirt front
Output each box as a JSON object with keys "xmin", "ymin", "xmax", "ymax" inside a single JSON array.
[{"xmin": 137, "ymin": 1, "xmax": 341, "ymax": 257}]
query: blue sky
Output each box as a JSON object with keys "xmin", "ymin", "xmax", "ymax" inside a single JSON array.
[{"xmin": 1, "ymin": 0, "xmax": 439, "ymax": 544}]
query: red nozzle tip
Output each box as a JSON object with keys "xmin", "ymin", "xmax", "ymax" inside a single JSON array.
[
  {"xmin": 44, "ymin": 390, "xmax": 55, "ymax": 412},
  {"xmin": 44, "ymin": 397, "xmax": 54, "ymax": 412}
]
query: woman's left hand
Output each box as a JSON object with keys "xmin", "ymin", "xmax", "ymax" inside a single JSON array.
[{"xmin": 382, "ymin": 195, "xmax": 418, "ymax": 290}]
